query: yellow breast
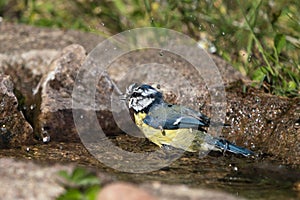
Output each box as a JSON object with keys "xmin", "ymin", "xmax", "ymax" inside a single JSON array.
[{"xmin": 134, "ymin": 112, "xmax": 198, "ymax": 152}]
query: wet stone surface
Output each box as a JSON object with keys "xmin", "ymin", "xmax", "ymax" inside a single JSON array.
[
  {"xmin": 0, "ymin": 141, "xmax": 299, "ymax": 200},
  {"xmin": 36, "ymin": 44, "xmax": 121, "ymax": 142},
  {"xmin": 0, "ymin": 74, "xmax": 33, "ymax": 147},
  {"xmin": 223, "ymin": 83, "xmax": 300, "ymax": 166}
]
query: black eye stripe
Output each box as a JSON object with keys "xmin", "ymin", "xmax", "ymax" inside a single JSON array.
[{"xmin": 131, "ymin": 92, "xmax": 140, "ymax": 97}]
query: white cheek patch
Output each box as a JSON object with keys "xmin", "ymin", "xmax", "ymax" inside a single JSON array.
[
  {"xmin": 129, "ymin": 97, "xmax": 155, "ymax": 111},
  {"xmin": 127, "ymin": 86, "xmax": 159, "ymax": 112}
]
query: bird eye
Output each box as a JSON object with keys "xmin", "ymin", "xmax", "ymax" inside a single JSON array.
[{"xmin": 131, "ymin": 92, "xmax": 139, "ymax": 97}]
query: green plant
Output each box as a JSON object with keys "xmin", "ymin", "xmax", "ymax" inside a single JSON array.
[
  {"xmin": 57, "ymin": 167, "xmax": 101, "ymax": 200},
  {"xmin": 236, "ymin": 0, "xmax": 299, "ymax": 96},
  {"xmin": 0, "ymin": 0, "xmax": 299, "ymax": 96}
]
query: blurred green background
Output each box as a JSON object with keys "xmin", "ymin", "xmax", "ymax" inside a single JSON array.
[{"xmin": 0, "ymin": 0, "xmax": 299, "ymax": 96}]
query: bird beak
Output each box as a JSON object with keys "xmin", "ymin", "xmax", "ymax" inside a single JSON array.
[{"xmin": 119, "ymin": 94, "xmax": 127, "ymax": 101}]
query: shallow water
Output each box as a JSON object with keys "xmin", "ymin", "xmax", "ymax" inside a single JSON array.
[{"xmin": 0, "ymin": 135, "xmax": 299, "ymax": 200}]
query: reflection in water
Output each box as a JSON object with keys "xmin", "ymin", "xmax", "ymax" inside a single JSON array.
[{"xmin": 0, "ymin": 135, "xmax": 298, "ymax": 200}]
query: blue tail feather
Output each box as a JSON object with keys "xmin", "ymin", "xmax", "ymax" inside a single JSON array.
[{"xmin": 215, "ymin": 139, "xmax": 254, "ymax": 157}]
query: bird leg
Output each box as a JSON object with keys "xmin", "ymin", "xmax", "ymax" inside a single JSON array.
[
  {"xmin": 222, "ymin": 140, "xmax": 228, "ymax": 156},
  {"xmin": 159, "ymin": 125, "xmax": 166, "ymax": 136}
]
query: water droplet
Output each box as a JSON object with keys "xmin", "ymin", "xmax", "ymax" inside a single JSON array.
[
  {"xmin": 255, "ymin": 97, "xmax": 261, "ymax": 103},
  {"xmin": 295, "ymin": 119, "xmax": 300, "ymax": 128},
  {"xmin": 150, "ymin": 16, "xmax": 154, "ymax": 23},
  {"xmin": 248, "ymin": 55, "xmax": 252, "ymax": 62},
  {"xmin": 209, "ymin": 45, "xmax": 217, "ymax": 53},
  {"xmin": 30, "ymin": 104, "xmax": 36, "ymax": 110},
  {"xmin": 1, "ymin": 124, "xmax": 7, "ymax": 132},
  {"xmin": 41, "ymin": 127, "xmax": 50, "ymax": 143},
  {"xmin": 43, "ymin": 135, "xmax": 50, "ymax": 143}
]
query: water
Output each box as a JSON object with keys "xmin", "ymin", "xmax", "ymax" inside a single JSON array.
[{"xmin": 0, "ymin": 136, "xmax": 298, "ymax": 200}]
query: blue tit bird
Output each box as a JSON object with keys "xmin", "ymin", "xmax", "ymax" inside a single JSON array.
[{"xmin": 124, "ymin": 83, "xmax": 254, "ymax": 157}]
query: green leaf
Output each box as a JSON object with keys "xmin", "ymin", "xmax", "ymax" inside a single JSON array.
[
  {"xmin": 58, "ymin": 170, "xmax": 72, "ymax": 181},
  {"xmin": 85, "ymin": 185, "xmax": 101, "ymax": 200},
  {"xmin": 57, "ymin": 189, "xmax": 83, "ymax": 200},
  {"xmin": 144, "ymin": 0, "xmax": 151, "ymax": 13},
  {"xmin": 288, "ymin": 81, "xmax": 297, "ymax": 90},
  {"xmin": 70, "ymin": 168, "xmax": 89, "ymax": 182},
  {"xmin": 75, "ymin": 175, "xmax": 101, "ymax": 187},
  {"xmin": 252, "ymin": 67, "xmax": 266, "ymax": 82},
  {"xmin": 274, "ymin": 34, "xmax": 286, "ymax": 54},
  {"xmin": 63, "ymin": 167, "xmax": 100, "ymax": 187},
  {"xmin": 57, "ymin": 167, "xmax": 102, "ymax": 200}
]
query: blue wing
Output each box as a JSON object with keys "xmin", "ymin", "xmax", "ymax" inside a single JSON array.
[
  {"xmin": 143, "ymin": 103, "xmax": 210, "ymax": 130},
  {"xmin": 214, "ymin": 139, "xmax": 254, "ymax": 157}
]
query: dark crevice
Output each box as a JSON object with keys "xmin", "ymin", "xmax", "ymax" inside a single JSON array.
[{"xmin": 14, "ymin": 85, "xmax": 42, "ymax": 141}]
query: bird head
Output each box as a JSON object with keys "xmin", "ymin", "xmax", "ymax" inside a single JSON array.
[{"xmin": 124, "ymin": 83, "xmax": 163, "ymax": 112}]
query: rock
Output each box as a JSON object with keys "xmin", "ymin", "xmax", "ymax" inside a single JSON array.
[
  {"xmin": 0, "ymin": 49, "xmax": 59, "ymax": 97},
  {"xmin": 0, "ymin": 22, "xmax": 104, "ymax": 54},
  {"xmin": 142, "ymin": 182, "xmax": 244, "ymax": 200},
  {"xmin": 0, "ymin": 158, "xmax": 69, "ymax": 200},
  {"xmin": 0, "ymin": 74, "xmax": 33, "ymax": 147},
  {"xmin": 98, "ymin": 182, "xmax": 157, "ymax": 200},
  {"xmin": 0, "ymin": 22, "xmax": 105, "ymax": 140},
  {"xmin": 0, "ymin": 50, "xmax": 59, "ymax": 135},
  {"xmin": 35, "ymin": 44, "xmax": 87, "ymax": 142},
  {"xmin": 108, "ymin": 48, "xmax": 248, "ymax": 108},
  {"xmin": 0, "ymin": 23, "xmax": 119, "ymax": 142},
  {"xmin": 36, "ymin": 44, "xmax": 120, "ymax": 142},
  {"xmin": 223, "ymin": 82, "xmax": 300, "ymax": 166}
]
